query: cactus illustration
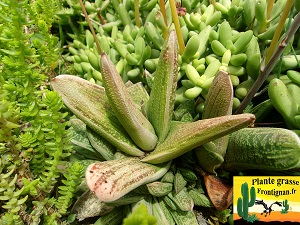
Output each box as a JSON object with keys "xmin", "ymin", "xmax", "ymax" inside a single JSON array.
[
  {"xmin": 281, "ymin": 199, "xmax": 289, "ymax": 214},
  {"xmin": 237, "ymin": 182, "xmax": 256, "ymax": 221}
]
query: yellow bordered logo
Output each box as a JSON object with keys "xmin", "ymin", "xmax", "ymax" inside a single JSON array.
[{"xmin": 233, "ymin": 176, "xmax": 300, "ymax": 223}]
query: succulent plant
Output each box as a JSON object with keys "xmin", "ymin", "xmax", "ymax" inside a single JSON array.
[{"xmin": 51, "ymin": 31, "xmax": 255, "ymax": 223}]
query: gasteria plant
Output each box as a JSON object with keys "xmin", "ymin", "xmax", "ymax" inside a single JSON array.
[
  {"xmin": 50, "ymin": 0, "xmax": 300, "ymax": 223},
  {"xmin": 2, "ymin": 0, "xmax": 300, "ymax": 224},
  {"xmin": 51, "ymin": 31, "xmax": 256, "ymax": 223}
]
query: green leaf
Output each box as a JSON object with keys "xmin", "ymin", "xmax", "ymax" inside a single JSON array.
[
  {"xmin": 51, "ymin": 75, "xmax": 144, "ymax": 156},
  {"xmin": 123, "ymin": 204, "xmax": 157, "ymax": 225},
  {"xmin": 141, "ymin": 114, "xmax": 255, "ymax": 164},
  {"xmin": 147, "ymin": 30, "xmax": 179, "ymax": 142},
  {"xmin": 100, "ymin": 53, "xmax": 157, "ymax": 151},
  {"xmin": 196, "ymin": 70, "xmax": 233, "ymax": 173}
]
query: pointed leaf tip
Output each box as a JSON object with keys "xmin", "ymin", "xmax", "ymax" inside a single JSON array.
[
  {"xmin": 51, "ymin": 75, "xmax": 144, "ymax": 156},
  {"xmin": 147, "ymin": 30, "xmax": 179, "ymax": 142},
  {"xmin": 100, "ymin": 53, "xmax": 158, "ymax": 151},
  {"xmin": 141, "ymin": 113, "xmax": 255, "ymax": 164}
]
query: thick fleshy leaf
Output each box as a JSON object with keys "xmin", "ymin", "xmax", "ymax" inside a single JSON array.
[
  {"xmin": 202, "ymin": 70, "xmax": 233, "ymax": 118},
  {"xmin": 51, "ymin": 75, "xmax": 144, "ymax": 156},
  {"xmin": 71, "ymin": 190, "xmax": 114, "ymax": 221},
  {"xmin": 101, "ymin": 53, "xmax": 158, "ymax": 151},
  {"xmin": 147, "ymin": 30, "xmax": 179, "ymax": 142},
  {"xmin": 195, "ymin": 70, "xmax": 233, "ymax": 174},
  {"xmin": 86, "ymin": 127, "xmax": 116, "ymax": 161},
  {"xmin": 141, "ymin": 114, "xmax": 255, "ymax": 164},
  {"xmin": 126, "ymin": 81, "xmax": 150, "ymax": 108},
  {"xmin": 69, "ymin": 118, "xmax": 105, "ymax": 160},
  {"xmin": 86, "ymin": 157, "xmax": 171, "ymax": 202},
  {"xmin": 222, "ymin": 127, "xmax": 300, "ymax": 171}
]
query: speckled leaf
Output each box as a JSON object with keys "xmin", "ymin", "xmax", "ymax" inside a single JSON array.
[
  {"xmin": 87, "ymin": 127, "xmax": 116, "ymax": 161},
  {"xmin": 146, "ymin": 181, "xmax": 173, "ymax": 197},
  {"xmin": 51, "ymin": 75, "xmax": 144, "ymax": 156},
  {"xmin": 152, "ymin": 197, "xmax": 175, "ymax": 225},
  {"xmin": 188, "ymin": 189, "xmax": 214, "ymax": 207},
  {"xmin": 169, "ymin": 209, "xmax": 199, "ymax": 225},
  {"xmin": 167, "ymin": 187, "xmax": 194, "ymax": 211},
  {"xmin": 126, "ymin": 81, "xmax": 150, "ymax": 109},
  {"xmin": 222, "ymin": 128, "xmax": 300, "ymax": 171},
  {"xmin": 94, "ymin": 206, "xmax": 125, "ymax": 225},
  {"xmin": 86, "ymin": 157, "xmax": 171, "ymax": 202},
  {"xmin": 141, "ymin": 114, "xmax": 255, "ymax": 164},
  {"xmin": 174, "ymin": 171, "xmax": 187, "ymax": 194},
  {"xmin": 101, "ymin": 53, "xmax": 157, "ymax": 151},
  {"xmin": 71, "ymin": 190, "xmax": 114, "ymax": 221},
  {"xmin": 69, "ymin": 118, "xmax": 104, "ymax": 160},
  {"xmin": 196, "ymin": 70, "xmax": 233, "ymax": 174},
  {"xmin": 147, "ymin": 30, "xmax": 179, "ymax": 142}
]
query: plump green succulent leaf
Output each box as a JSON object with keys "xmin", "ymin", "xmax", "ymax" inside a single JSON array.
[
  {"xmin": 50, "ymin": 75, "xmax": 144, "ymax": 156},
  {"xmin": 85, "ymin": 157, "xmax": 171, "ymax": 202},
  {"xmin": 196, "ymin": 70, "xmax": 233, "ymax": 174},
  {"xmin": 202, "ymin": 70, "xmax": 233, "ymax": 118},
  {"xmin": 141, "ymin": 114, "xmax": 255, "ymax": 164},
  {"xmin": 147, "ymin": 30, "xmax": 179, "ymax": 142},
  {"xmin": 101, "ymin": 53, "xmax": 158, "ymax": 151},
  {"xmin": 222, "ymin": 128, "xmax": 300, "ymax": 171},
  {"xmin": 86, "ymin": 127, "xmax": 116, "ymax": 161}
]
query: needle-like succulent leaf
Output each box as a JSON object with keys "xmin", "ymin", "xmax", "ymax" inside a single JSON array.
[
  {"xmin": 147, "ymin": 30, "xmax": 179, "ymax": 142},
  {"xmin": 141, "ymin": 114, "xmax": 255, "ymax": 164},
  {"xmin": 51, "ymin": 75, "xmax": 144, "ymax": 156},
  {"xmin": 101, "ymin": 53, "xmax": 158, "ymax": 151},
  {"xmin": 195, "ymin": 70, "xmax": 233, "ymax": 174},
  {"xmin": 86, "ymin": 157, "xmax": 171, "ymax": 202}
]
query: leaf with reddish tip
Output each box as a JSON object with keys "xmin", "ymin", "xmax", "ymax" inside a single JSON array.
[
  {"xmin": 141, "ymin": 114, "xmax": 255, "ymax": 164},
  {"xmin": 50, "ymin": 75, "xmax": 144, "ymax": 156},
  {"xmin": 147, "ymin": 30, "xmax": 179, "ymax": 142},
  {"xmin": 85, "ymin": 157, "xmax": 171, "ymax": 202},
  {"xmin": 101, "ymin": 53, "xmax": 158, "ymax": 151}
]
